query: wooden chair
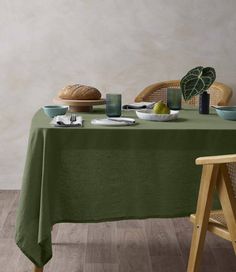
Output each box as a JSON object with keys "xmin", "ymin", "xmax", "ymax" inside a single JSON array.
[
  {"xmin": 187, "ymin": 154, "xmax": 236, "ymax": 272},
  {"xmin": 135, "ymin": 80, "xmax": 232, "ymax": 106}
]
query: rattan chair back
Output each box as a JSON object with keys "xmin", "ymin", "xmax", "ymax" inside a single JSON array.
[{"xmin": 135, "ymin": 80, "xmax": 232, "ymax": 106}]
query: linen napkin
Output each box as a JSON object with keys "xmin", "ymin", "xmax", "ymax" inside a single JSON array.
[
  {"xmin": 122, "ymin": 102, "xmax": 155, "ymax": 109},
  {"xmin": 91, "ymin": 117, "xmax": 136, "ymax": 126},
  {"xmin": 50, "ymin": 115, "xmax": 83, "ymax": 127}
]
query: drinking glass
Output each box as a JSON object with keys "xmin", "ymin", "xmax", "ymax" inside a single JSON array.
[
  {"xmin": 167, "ymin": 88, "xmax": 182, "ymax": 110},
  {"xmin": 106, "ymin": 94, "xmax": 122, "ymax": 117}
]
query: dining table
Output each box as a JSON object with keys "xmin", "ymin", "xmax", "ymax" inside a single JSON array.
[{"xmin": 15, "ymin": 106, "xmax": 236, "ymax": 269}]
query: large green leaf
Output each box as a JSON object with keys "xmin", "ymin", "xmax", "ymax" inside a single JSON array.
[{"xmin": 180, "ymin": 66, "xmax": 216, "ymax": 101}]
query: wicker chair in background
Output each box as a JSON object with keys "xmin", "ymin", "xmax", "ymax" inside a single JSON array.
[
  {"xmin": 187, "ymin": 154, "xmax": 236, "ymax": 272},
  {"xmin": 135, "ymin": 80, "xmax": 233, "ymax": 106}
]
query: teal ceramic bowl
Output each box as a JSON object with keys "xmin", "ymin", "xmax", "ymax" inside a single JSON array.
[
  {"xmin": 42, "ymin": 105, "xmax": 68, "ymax": 118},
  {"xmin": 215, "ymin": 106, "xmax": 236, "ymax": 121}
]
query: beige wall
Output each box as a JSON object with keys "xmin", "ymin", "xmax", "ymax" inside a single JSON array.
[{"xmin": 1, "ymin": 0, "xmax": 236, "ymax": 189}]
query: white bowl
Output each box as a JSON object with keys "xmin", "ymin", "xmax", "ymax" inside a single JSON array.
[{"xmin": 136, "ymin": 109, "xmax": 179, "ymax": 121}]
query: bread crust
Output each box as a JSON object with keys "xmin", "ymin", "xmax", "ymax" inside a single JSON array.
[{"xmin": 58, "ymin": 84, "xmax": 101, "ymax": 100}]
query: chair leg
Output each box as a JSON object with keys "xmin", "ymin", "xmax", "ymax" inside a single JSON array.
[
  {"xmin": 187, "ymin": 164, "xmax": 219, "ymax": 272},
  {"xmin": 34, "ymin": 266, "xmax": 43, "ymax": 272}
]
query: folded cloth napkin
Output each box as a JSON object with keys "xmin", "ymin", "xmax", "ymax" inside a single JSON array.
[
  {"xmin": 122, "ymin": 102, "xmax": 155, "ymax": 109},
  {"xmin": 50, "ymin": 115, "xmax": 83, "ymax": 127},
  {"xmin": 91, "ymin": 117, "xmax": 136, "ymax": 126}
]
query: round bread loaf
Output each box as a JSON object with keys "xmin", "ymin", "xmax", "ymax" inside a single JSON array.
[{"xmin": 58, "ymin": 84, "xmax": 101, "ymax": 100}]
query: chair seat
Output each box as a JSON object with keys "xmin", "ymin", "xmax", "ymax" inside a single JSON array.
[
  {"xmin": 190, "ymin": 210, "xmax": 231, "ymax": 241},
  {"xmin": 209, "ymin": 210, "xmax": 227, "ymax": 226},
  {"xmin": 191, "ymin": 210, "xmax": 226, "ymax": 226}
]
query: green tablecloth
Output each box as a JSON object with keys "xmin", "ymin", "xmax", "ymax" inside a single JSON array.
[{"xmin": 15, "ymin": 108, "xmax": 236, "ymax": 267}]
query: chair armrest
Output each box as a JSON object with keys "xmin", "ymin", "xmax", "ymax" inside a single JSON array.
[{"xmin": 196, "ymin": 154, "xmax": 236, "ymax": 165}]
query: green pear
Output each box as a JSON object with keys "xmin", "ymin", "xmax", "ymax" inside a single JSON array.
[{"xmin": 153, "ymin": 101, "xmax": 170, "ymax": 114}]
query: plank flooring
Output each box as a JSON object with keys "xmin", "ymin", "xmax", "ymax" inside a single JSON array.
[{"xmin": 0, "ymin": 190, "xmax": 236, "ymax": 272}]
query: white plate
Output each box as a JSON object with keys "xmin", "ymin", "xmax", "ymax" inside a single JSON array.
[
  {"xmin": 136, "ymin": 109, "xmax": 179, "ymax": 121},
  {"xmin": 91, "ymin": 117, "xmax": 136, "ymax": 126}
]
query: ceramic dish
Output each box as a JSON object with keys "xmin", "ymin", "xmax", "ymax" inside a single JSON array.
[
  {"xmin": 91, "ymin": 117, "xmax": 135, "ymax": 126},
  {"xmin": 136, "ymin": 109, "xmax": 179, "ymax": 121},
  {"xmin": 213, "ymin": 106, "xmax": 236, "ymax": 121},
  {"xmin": 43, "ymin": 105, "xmax": 68, "ymax": 118}
]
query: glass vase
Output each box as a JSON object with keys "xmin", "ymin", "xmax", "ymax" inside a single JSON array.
[{"xmin": 199, "ymin": 91, "xmax": 210, "ymax": 114}]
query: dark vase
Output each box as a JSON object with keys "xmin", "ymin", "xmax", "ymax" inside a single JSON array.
[{"xmin": 199, "ymin": 91, "xmax": 210, "ymax": 114}]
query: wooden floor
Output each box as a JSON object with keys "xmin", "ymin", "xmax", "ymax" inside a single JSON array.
[{"xmin": 1, "ymin": 191, "xmax": 236, "ymax": 272}]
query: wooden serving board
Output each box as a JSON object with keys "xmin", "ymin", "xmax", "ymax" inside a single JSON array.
[{"xmin": 53, "ymin": 97, "xmax": 106, "ymax": 112}]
